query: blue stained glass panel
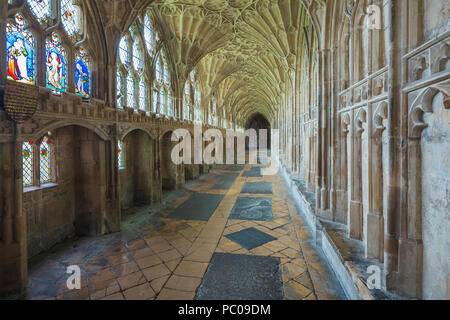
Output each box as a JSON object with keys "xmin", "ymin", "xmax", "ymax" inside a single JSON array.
[
  {"xmin": 6, "ymin": 13, "xmax": 35, "ymax": 84},
  {"xmin": 75, "ymin": 47, "xmax": 90, "ymax": 98}
]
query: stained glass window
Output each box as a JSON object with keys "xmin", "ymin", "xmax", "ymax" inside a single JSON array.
[
  {"xmin": 46, "ymin": 32, "xmax": 66, "ymax": 93},
  {"xmin": 144, "ymin": 14, "xmax": 154, "ymax": 54},
  {"xmin": 27, "ymin": 0, "xmax": 51, "ymax": 25},
  {"xmin": 39, "ymin": 136, "xmax": 51, "ymax": 184},
  {"xmin": 8, "ymin": 0, "xmax": 14, "ymax": 5},
  {"xmin": 117, "ymin": 70, "xmax": 123, "ymax": 108},
  {"xmin": 118, "ymin": 140, "xmax": 125, "ymax": 170},
  {"xmin": 22, "ymin": 142, "xmax": 34, "ymax": 187},
  {"xmin": 119, "ymin": 37, "xmax": 128, "ymax": 64},
  {"xmin": 61, "ymin": 0, "xmax": 81, "ymax": 40},
  {"xmin": 132, "ymin": 41, "xmax": 142, "ymax": 71},
  {"xmin": 139, "ymin": 79, "xmax": 146, "ymax": 110},
  {"xmin": 75, "ymin": 47, "xmax": 90, "ymax": 98},
  {"xmin": 6, "ymin": 13, "xmax": 35, "ymax": 85},
  {"xmin": 127, "ymin": 73, "xmax": 135, "ymax": 108},
  {"xmin": 168, "ymin": 94, "xmax": 173, "ymax": 117}
]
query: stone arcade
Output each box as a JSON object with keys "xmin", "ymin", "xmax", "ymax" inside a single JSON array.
[{"xmin": 0, "ymin": 0, "xmax": 449, "ymax": 300}]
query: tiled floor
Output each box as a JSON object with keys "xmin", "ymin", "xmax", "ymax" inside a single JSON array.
[{"xmin": 25, "ymin": 160, "xmax": 345, "ymax": 300}]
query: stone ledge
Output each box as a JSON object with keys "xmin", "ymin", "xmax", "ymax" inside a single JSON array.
[{"xmin": 278, "ymin": 161, "xmax": 405, "ymax": 300}]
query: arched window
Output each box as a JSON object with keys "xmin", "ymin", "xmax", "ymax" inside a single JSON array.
[
  {"xmin": 144, "ymin": 14, "xmax": 154, "ymax": 55},
  {"xmin": 183, "ymin": 81, "xmax": 191, "ymax": 121},
  {"xmin": 119, "ymin": 36, "xmax": 129, "ymax": 65},
  {"xmin": 6, "ymin": 13, "xmax": 35, "ymax": 85},
  {"xmin": 22, "ymin": 142, "xmax": 34, "ymax": 187},
  {"xmin": 45, "ymin": 32, "xmax": 66, "ymax": 93},
  {"xmin": 117, "ymin": 24, "xmax": 149, "ymax": 111},
  {"xmin": 152, "ymin": 89, "xmax": 159, "ymax": 113},
  {"xmin": 75, "ymin": 47, "xmax": 90, "ymax": 98},
  {"xmin": 27, "ymin": 0, "xmax": 51, "ymax": 25},
  {"xmin": 139, "ymin": 78, "xmax": 146, "ymax": 111},
  {"xmin": 22, "ymin": 134, "xmax": 55, "ymax": 188},
  {"xmin": 127, "ymin": 72, "xmax": 135, "ymax": 108},
  {"xmin": 61, "ymin": 0, "xmax": 82, "ymax": 41},
  {"xmin": 116, "ymin": 69, "xmax": 123, "ymax": 107},
  {"xmin": 160, "ymin": 87, "xmax": 165, "ymax": 114},
  {"xmin": 193, "ymin": 74, "xmax": 201, "ymax": 124},
  {"xmin": 39, "ymin": 136, "xmax": 51, "ymax": 184},
  {"xmin": 132, "ymin": 40, "xmax": 142, "ymax": 71}
]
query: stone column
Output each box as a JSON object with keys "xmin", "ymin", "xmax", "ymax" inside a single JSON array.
[{"xmin": 0, "ymin": 141, "xmax": 27, "ymax": 297}]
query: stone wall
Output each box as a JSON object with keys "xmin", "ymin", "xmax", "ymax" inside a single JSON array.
[
  {"xmin": 421, "ymin": 92, "xmax": 450, "ymax": 299},
  {"xmin": 24, "ymin": 126, "xmax": 76, "ymax": 258}
]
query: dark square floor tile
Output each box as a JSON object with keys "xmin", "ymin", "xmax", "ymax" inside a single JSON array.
[
  {"xmin": 209, "ymin": 173, "xmax": 239, "ymax": 190},
  {"xmin": 196, "ymin": 253, "xmax": 283, "ymax": 300},
  {"xmin": 223, "ymin": 165, "xmax": 245, "ymax": 172},
  {"xmin": 229, "ymin": 197, "xmax": 273, "ymax": 221},
  {"xmin": 167, "ymin": 193, "xmax": 224, "ymax": 221},
  {"xmin": 241, "ymin": 182, "xmax": 272, "ymax": 194},
  {"xmin": 225, "ymin": 227, "xmax": 277, "ymax": 250},
  {"xmin": 242, "ymin": 167, "xmax": 262, "ymax": 177}
]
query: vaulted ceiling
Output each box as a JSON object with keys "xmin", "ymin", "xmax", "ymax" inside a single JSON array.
[{"xmin": 92, "ymin": 0, "xmax": 321, "ymax": 125}]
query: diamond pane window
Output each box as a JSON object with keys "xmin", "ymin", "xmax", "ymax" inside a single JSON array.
[
  {"xmin": 156, "ymin": 58, "xmax": 162, "ymax": 83},
  {"xmin": 139, "ymin": 79, "xmax": 146, "ymax": 110},
  {"xmin": 184, "ymin": 82, "xmax": 190, "ymax": 120},
  {"xmin": 152, "ymin": 89, "xmax": 159, "ymax": 113},
  {"xmin": 46, "ymin": 32, "xmax": 66, "ymax": 93},
  {"xmin": 39, "ymin": 136, "xmax": 51, "ymax": 184},
  {"xmin": 163, "ymin": 60, "xmax": 170, "ymax": 85},
  {"xmin": 6, "ymin": 13, "xmax": 35, "ymax": 84},
  {"xmin": 127, "ymin": 73, "xmax": 135, "ymax": 108},
  {"xmin": 116, "ymin": 70, "xmax": 123, "ymax": 108},
  {"xmin": 27, "ymin": 0, "xmax": 51, "ymax": 24},
  {"xmin": 119, "ymin": 37, "xmax": 128, "ymax": 64},
  {"xmin": 168, "ymin": 94, "xmax": 173, "ymax": 117},
  {"xmin": 75, "ymin": 47, "xmax": 90, "ymax": 98},
  {"xmin": 22, "ymin": 142, "xmax": 34, "ymax": 187},
  {"xmin": 160, "ymin": 88, "xmax": 165, "ymax": 114},
  {"xmin": 132, "ymin": 41, "xmax": 142, "ymax": 71},
  {"xmin": 144, "ymin": 14, "xmax": 154, "ymax": 54},
  {"xmin": 118, "ymin": 140, "xmax": 125, "ymax": 170},
  {"xmin": 61, "ymin": 0, "xmax": 81, "ymax": 40}
]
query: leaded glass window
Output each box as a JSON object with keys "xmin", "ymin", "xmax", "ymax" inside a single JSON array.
[
  {"xmin": 184, "ymin": 82, "xmax": 191, "ymax": 120},
  {"xmin": 127, "ymin": 72, "xmax": 135, "ymax": 108},
  {"xmin": 61, "ymin": 0, "xmax": 81, "ymax": 41},
  {"xmin": 116, "ymin": 70, "xmax": 123, "ymax": 108},
  {"xmin": 75, "ymin": 47, "xmax": 90, "ymax": 98},
  {"xmin": 119, "ymin": 36, "xmax": 128, "ymax": 64},
  {"xmin": 6, "ymin": 13, "xmax": 35, "ymax": 85},
  {"xmin": 39, "ymin": 136, "xmax": 51, "ymax": 184},
  {"xmin": 46, "ymin": 32, "xmax": 66, "ymax": 93},
  {"xmin": 152, "ymin": 89, "xmax": 158, "ymax": 113},
  {"xmin": 160, "ymin": 87, "xmax": 165, "ymax": 114},
  {"xmin": 144, "ymin": 14, "xmax": 154, "ymax": 54},
  {"xmin": 118, "ymin": 140, "xmax": 125, "ymax": 170},
  {"xmin": 132, "ymin": 41, "xmax": 142, "ymax": 71},
  {"xmin": 27, "ymin": 0, "xmax": 51, "ymax": 25},
  {"xmin": 139, "ymin": 79, "xmax": 146, "ymax": 110},
  {"xmin": 156, "ymin": 58, "xmax": 163, "ymax": 83},
  {"xmin": 22, "ymin": 142, "xmax": 34, "ymax": 187}
]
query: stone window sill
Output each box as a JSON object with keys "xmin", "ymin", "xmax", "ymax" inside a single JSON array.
[{"xmin": 23, "ymin": 183, "xmax": 59, "ymax": 193}]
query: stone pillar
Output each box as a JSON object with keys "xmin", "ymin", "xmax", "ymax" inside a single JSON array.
[
  {"xmin": 0, "ymin": 141, "xmax": 27, "ymax": 297},
  {"xmin": 347, "ymin": 110, "xmax": 365, "ymax": 240}
]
